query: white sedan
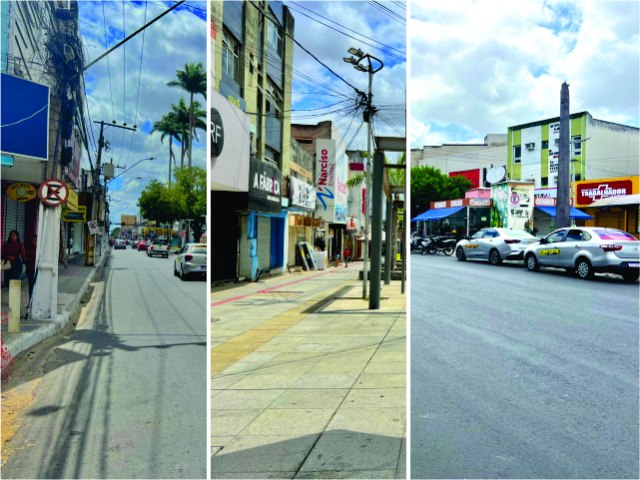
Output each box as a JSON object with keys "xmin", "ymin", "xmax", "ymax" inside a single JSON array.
[
  {"xmin": 455, "ymin": 228, "xmax": 538, "ymax": 265},
  {"xmin": 174, "ymin": 243, "xmax": 207, "ymax": 280}
]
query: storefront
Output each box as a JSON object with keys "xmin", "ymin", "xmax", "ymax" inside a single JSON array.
[
  {"xmin": 575, "ymin": 176, "xmax": 639, "ymax": 235},
  {"xmin": 1, "ymin": 182, "xmax": 39, "ymax": 247},
  {"xmin": 211, "ymin": 90, "xmax": 251, "ymax": 282},
  {"xmin": 286, "ymin": 176, "xmax": 317, "ymax": 267},
  {"xmin": 412, "ymin": 197, "xmax": 492, "ymax": 237}
]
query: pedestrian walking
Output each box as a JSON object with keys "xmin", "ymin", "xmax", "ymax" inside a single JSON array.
[
  {"xmin": 344, "ymin": 247, "xmax": 351, "ymax": 267},
  {"xmin": 2, "ymin": 230, "xmax": 26, "ymax": 285}
]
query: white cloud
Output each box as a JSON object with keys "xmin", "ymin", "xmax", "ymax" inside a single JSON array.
[{"xmin": 409, "ymin": 0, "xmax": 639, "ymax": 148}]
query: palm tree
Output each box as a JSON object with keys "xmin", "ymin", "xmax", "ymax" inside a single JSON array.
[
  {"xmin": 151, "ymin": 113, "xmax": 181, "ymax": 186},
  {"xmin": 167, "ymin": 63, "xmax": 206, "ymax": 167},
  {"xmin": 171, "ymin": 98, "xmax": 207, "ymax": 167}
]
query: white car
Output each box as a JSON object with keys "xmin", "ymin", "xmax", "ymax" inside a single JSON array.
[
  {"xmin": 455, "ymin": 228, "xmax": 538, "ymax": 265},
  {"xmin": 147, "ymin": 239, "xmax": 170, "ymax": 258},
  {"xmin": 524, "ymin": 227, "xmax": 640, "ymax": 282},
  {"xmin": 174, "ymin": 243, "xmax": 207, "ymax": 280}
]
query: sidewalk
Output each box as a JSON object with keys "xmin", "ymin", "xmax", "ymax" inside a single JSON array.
[
  {"xmin": 211, "ymin": 263, "xmax": 407, "ymax": 479},
  {"xmin": 1, "ymin": 250, "xmax": 109, "ymax": 369}
]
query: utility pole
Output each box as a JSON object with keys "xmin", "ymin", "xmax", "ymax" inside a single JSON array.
[
  {"xmin": 87, "ymin": 120, "xmax": 136, "ymax": 265},
  {"xmin": 557, "ymin": 82, "xmax": 571, "ymax": 228},
  {"xmin": 344, "ymin": 48, "xmax": 383, "ymax": 301}
]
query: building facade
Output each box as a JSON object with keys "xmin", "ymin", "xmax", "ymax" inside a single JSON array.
[
  {"xmin": 211, "ymin": 0, "xmax": 294, "ymax": 282},
  {"xmin": 1, "ymin": 0, "xmax": 90, "ymax": 274}
]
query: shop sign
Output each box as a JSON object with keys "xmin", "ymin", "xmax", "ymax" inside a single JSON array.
[
  {"xmin": 6, "ymin": 183, "xmax": 37, "ymax": 202},
  {"xmin": 450, "ymin": 199, "xmax": 463, "ymax": 207},
  {"xmin": 62, "ymin": 205, "xmax": 86, "ymax": 222},
  {"xmin": 433, "ymin": 201, "xmax": 447, "ymax": 209},
  {"xmin": 469, "ymin": 198, "xmax": 491, "ymax": 207},
  {"xmin": 315, "ymin": 138, "xmax": 347, "ymax": 224},
  {"xmin": 248, "ymin": 156, "xmax": 281, "ymax": 214},
  {"xmin": 65, "ymin": 128, "xmax": 82, "ymax": 189},
  {"xmin": 66, "ymin": 188, "xmax": 79, "ymax": 211},
  {"xmin": 289, "ymin": 176, "xmax": 316, "ymax": 210},
  {"xmin": 576, "ymin": 179, "xmax": 633, "ymax": 205}
]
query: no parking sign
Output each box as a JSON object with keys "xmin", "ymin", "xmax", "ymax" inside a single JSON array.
[{"xmin": 38, "ymin": 178, "xmax": 69, "ymax": 207}]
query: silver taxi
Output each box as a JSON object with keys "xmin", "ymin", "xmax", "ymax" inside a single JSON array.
[
  {"xmin": 523, "ymin": 227, "xmax": 640, "ymax": 282},
  {"xmin": 455, "ymin": 228, "xmax": 538, "ymax": 265}
]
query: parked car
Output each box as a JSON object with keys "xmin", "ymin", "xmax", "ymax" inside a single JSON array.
[
  {"xmin": 147, "ymin": 239, "xmax": 170, "ymax": 258},
  {"xmin": 114, "ymin": 239, "xmax": 126, "ymax": 250},
  {"xmin": 524, "ymin": 227, "xmax": 640, "ymax": 282},
  {"xmin": 455, "ymin": 228, "xmax": 538, "ymax": 265},
  {"xmin": 174, "ymin": 243, "xmax": 206, "ymax": 280},
  {"xmin": 137, "ymin": 239, "xmax": 147, "ymax": 251}
]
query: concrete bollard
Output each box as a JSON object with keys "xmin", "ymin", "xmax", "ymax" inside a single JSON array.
[{"xmin": 8, "ymin": 279, "xmax": 21, "ymax": 333}]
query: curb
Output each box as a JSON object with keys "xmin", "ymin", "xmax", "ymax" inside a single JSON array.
[{"xmin": 3, "ymin": 249, "xmax": 110, "ymax": 360}]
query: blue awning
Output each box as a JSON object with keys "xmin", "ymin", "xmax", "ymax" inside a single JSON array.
[
  {"xmin": 535, "ymin": 206, "xmax": 592, "ymax": 219},
  {"xmin": 411, "ymin": 206, "xmax": 464, "ymax": 222}
]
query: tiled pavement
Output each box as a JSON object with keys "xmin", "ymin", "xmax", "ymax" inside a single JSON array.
[{"xmin": 211, "ymin": 265, "xmax": 406, "ymax": 479}]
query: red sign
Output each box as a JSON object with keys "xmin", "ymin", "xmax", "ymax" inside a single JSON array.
[
  {"xmin": 449, "ymin": 169, "xmax": 481, "ymax": 189},
  {"xmin": 576, "ymin": 180, "xmax": 633, "ymax": 206},
  {"xmin": 38, "ymin": 178, "xmax": 69, "ymax": 207}
]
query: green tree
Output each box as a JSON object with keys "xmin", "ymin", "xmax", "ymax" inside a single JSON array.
[
  {"xmin": 170, "ymin": 166, "xmax": 207, "ymax": 242},
  {"xmin": 410, "ymin": 165, "xmax": 472, "ymax": 218},
  {"xmin": 167, "ymin": 63, "xmax": 206, "ymax": 167},
  {"xmin": 138, "ymin": 180, "xmax": 177, "ymax": 225}
]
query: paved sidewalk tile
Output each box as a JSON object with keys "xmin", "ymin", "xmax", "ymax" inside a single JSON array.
[
  {"xmin": 300, "ymin": 431, "xmax": 402, "ymax": 472},
  {"xmin": 242, "ymin": 408, "xmax": 335, "ymax": 436},
  {"xmin": 212, "ymin": 434, "xmax": 321, "ymax": 475},
  {"xmin": 212, "ymin": 272, "xmax": 406, "ymax": 478}
]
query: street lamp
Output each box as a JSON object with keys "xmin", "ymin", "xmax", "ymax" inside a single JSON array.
[
  {"xmin": 343, "ymin": 48, "xmax": 383, "ymax": 302},
  {"xmin": 106, "ymin": 157, "xmax": 155, "ymax": 184}
]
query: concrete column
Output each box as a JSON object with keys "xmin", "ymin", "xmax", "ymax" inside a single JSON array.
[
  {"xmin": 384, "ymin": 198, "xmax": 393, "ymax": 285},
  {"xmin": 8, "ymin": 280, "xmax": 21, "ymax": 333}
]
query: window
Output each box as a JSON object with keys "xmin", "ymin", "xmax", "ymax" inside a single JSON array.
[
  {"xmin": 566, "ymin": 230, "xmax": 583, "ymax": 242},
  {"xmin": 572, "ymin": 135, "xmax": 582, "ymax": 156},
  {"xmin": 542, "ymin": 140, "xmax": 549, "ymax": 149},
  {"xmin": 513, "ymin": 145, "xmax": 521, "ymax": 163},
  {"xmin": 267, "ymin": 19, "xmax": 284, "ymax": 58},
  {"xmin": 546, "ymin": 230, "xmax": 567, "ymax": 243},
  {"xmin": 222, "ymin": 30, "xmax": 240, "ymax": 82},
  {"xmin": 541, "ymin": 176, "xmax": 548, "ymax": 186}
]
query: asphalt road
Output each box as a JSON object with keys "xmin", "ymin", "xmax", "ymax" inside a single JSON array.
[
  {"xmin": 2, "ymin": 247, "xmax": 207, "ymax": 479},
  {"xmin": 411, "ymin": 253, "xmax": 639, "ymax": 479}
]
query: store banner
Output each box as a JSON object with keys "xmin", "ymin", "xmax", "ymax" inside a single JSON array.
[
  {"xmin": 248, "ymin": 156, "xmax": 281, "ymax": 214},
  {"xmin": 65, "ymin": 128, "xmax": 82, "ymax": 189},
  {"xmin": 6, "ymin": 183, "xmax": 37, "ymax": 202},
  {"xmin": 211, "ymin": 90, "xmax": 250, "ymax": 192},
  {"xmin": 289, "ymin": 176, "xmax": 316, "ymax": 210},
  {"xmin": 576, "ymin": 178, "xmax": 635, "ymax": 206},
  {"xmin": 315, "ymin": 139, "xmax": 347, "ymax": 224}
]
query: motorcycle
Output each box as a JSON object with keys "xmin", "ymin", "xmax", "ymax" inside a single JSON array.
[
  {"xmin": 410, "ymin": 232, "xmax": 427, "ymax": 253},
  {"xmin": 424, "ymin": 235, "xmax": 456, "ymax": 256}
]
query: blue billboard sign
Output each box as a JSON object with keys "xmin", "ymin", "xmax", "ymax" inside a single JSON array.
[{"xmin": 1, "ymin": 73, "xmax": 50, "ymax": 160}]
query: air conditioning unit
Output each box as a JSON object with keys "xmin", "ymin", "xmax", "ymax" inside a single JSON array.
[{"xmin": 525, "ymin": 142, "xmax": 535, "ymax": 151}]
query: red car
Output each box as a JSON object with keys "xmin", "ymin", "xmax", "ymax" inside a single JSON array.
[{"xmin": 137, "ymin": 239, "xmax": 147, "ymax": 251}]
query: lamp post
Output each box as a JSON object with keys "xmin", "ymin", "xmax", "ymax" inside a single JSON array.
[{"xmin": 344, "ymin": 48, "xmax": 383, "ymax": 301}]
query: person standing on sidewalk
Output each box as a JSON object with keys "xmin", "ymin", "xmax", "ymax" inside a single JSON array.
[
  {"xmin": 344, "ymin": 247, "xmax": 351, "ymax": 268},
  {"xmin": 26, "ymin": 234, "xmax": 37, "ymax": 300},
  {"xmin": 2, "ymin": 230, "xmax": 26, "ymax": 285}
]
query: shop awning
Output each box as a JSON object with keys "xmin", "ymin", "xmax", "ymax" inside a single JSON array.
[
  {"xmin": 535, "ymin": 206, "xmax": 593, "ymax": 219},
  {"xmin": 411, "ymin": 206, "xmax": 464, "ymax": 222}
]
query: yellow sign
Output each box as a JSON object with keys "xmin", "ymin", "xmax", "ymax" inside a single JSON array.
[
  {"xmin": 62, "ymin": 205, "xmax": 87, "ymax": 222},
  {"xmin": 6, "ymin": 183, "xmax": 37, "ymax": 202},
  {"xmin": 66, "ymin": 187, "xmax": 79, "ymax": 211},
  {"xmin": 539, "ymin": 248, "xmax": 560, "ymax": 256}
]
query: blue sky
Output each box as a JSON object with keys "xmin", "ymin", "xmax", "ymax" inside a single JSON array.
[
  {"xmin": 78, "ymin": 0, "xmax": 206, "ymax": 227},
  {"xmin": 410, "ymin": 0, "xmax": 640, "ymax": 148},
  {"xmin": 286, "ymin": 0, "xmax": 407, "ymax": 153}
]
